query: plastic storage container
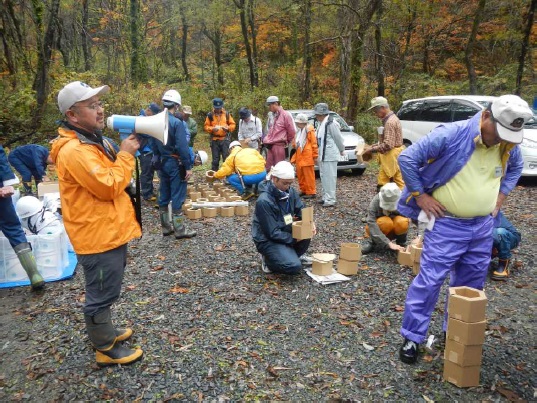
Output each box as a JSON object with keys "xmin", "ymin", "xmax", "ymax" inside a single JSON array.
[{"xmin": 0, "ymin": 228, "xmax": 69, "ymax": 283}]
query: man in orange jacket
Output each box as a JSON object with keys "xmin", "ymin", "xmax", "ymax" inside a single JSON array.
[
  {"xmin": 290, "ymin": 113, "xmax": 318, "ymax": 198},
  {"xmin": 51, "ymin": 81, "xmax": 143, "ymax": 367},
  {"xmin": 204, "ymin": 98, "xmax": 236, "ymax": 171}
]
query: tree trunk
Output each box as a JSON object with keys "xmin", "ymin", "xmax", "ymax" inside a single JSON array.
[
  {"xmin": 347, "ymin": 0, "xmax": 382, "ymax": 121},
  {"xmin": 234, "ymin": 0, "xmax": 256, "ymax": 89},
  {"xmin": 32, "ymin": 0, "xmax": 60, "ymax": 128},
  {"xmin": 465, "ymin": 0, "xmax": 486, "ymax": 94},
  {"xmin": 203, "ymin": 26, "xmax": 225, "ymax": 86},
  {"xmin": 301, "ymin": 0, "xmax": 312, "ymax": 102},
  {"xmin": 515, "ymin": 0, "xmax": 535, "ymax": 95},
  {"xmin": 81, "ymin": 0, "xmax": 91, "ymax": 71},
  {"xmin": 130, "ymin": 0, "xmax": 146, "ymax": 84},
  {"xmin": 180, "ymin": 8, "xmax": 191, "ymax": 81},
  {"xmin": 374, "ymin": 0, "xmax": 385, "ymax": 96},
  {"xmin": 247, "ymin": 0, "xmax": 259, "ymax": 87}
]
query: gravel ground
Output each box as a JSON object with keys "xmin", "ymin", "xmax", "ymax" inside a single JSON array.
[{"xmin": 0, "ymin": 168, "xmax": 535, "ymax": 401}]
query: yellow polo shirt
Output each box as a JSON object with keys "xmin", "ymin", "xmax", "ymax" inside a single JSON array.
[{"xmin": 432, "ymin": 137, "xmax": 502, "ymax": 217}]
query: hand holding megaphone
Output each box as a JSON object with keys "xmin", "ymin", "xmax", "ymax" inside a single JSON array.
[{"xmin": 120, "ymin": 134, "xmax": 140, "ymax": 156}]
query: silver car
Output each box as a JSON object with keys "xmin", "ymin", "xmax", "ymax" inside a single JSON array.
[{"xmin": 288, "ymin": 109, "xmax": 367, "ymax": 175}]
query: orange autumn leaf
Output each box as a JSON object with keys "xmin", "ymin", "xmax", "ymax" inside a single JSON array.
[{"xmin": 169, "ymin": 286, "xmax": 190, "ymax": 293}]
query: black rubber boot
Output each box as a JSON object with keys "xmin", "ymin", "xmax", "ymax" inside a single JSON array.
[
  {"xmin": 22, "ymin": 181, "xmax": 34, "ymax": 195},
  {"xmin": 159, "ymin": 206, "xmax": 173, "ymax": 236},
  {"xmin": 395, "ymin": 233, "xmax": 408, "ymax": 248},
  {"xmin": 492, "ymin": 259, "xmax": 510, "ymax": 281},
  {"xmin": 85, "ymin": 309, "xmax": 143, "ymax": 367},
  {"xmin": 361, "ymin": 239, "xmax": 374, "ymax": 254},
  {"xmin": 172, "ymin": 211, "xmax": 196, "ymax": 239},
  {"xmin": 14, "ymin": 242, "xmax": 44, "ymax": 289}
]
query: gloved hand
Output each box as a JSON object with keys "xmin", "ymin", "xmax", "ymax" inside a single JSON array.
[{"xmin": 151, "ymin": 155, "xmax": 162, "ymax": 170}]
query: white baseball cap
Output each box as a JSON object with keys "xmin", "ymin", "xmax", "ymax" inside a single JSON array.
[
  {"xmin": 490, "ymin": 95, "xmax": 533, "ymax": 144},
  {"xmin": 294, "ymin": 113, "xmax": 308, "ymax": 123},
  {"xmin": 266, "ymin": 95, "xmax": 279, "ymax": 104},
  {"xmin": 57, "ymin": 81, "xmax": 110, "ymax": 114}
]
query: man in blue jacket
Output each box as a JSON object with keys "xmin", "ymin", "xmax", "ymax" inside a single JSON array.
[
  {"xmin": 150, "ymin": 90, "xmax": 196, "ymax": 239},
  {"xmin": 0, "ymin": 145, "xmax": 44, "ymax": 289},
  {"xmin": 252, "ymin": 161, "xmax": 316, "ymax": 274},
  {"xmin": 396, "ymin": 95, "xmax": 532, "ymax": 364},
  {"xmin": 8, "ymin": 144, "xmax": 53, "ymax": 195},
  {"xmin": 491, "ymin": 210, "xmax": 521, "ymax": 281}
]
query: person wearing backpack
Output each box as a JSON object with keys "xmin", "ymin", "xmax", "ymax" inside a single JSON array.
[
  {"xmin": 204, "ymin": 98, "xmax": 236, "ymax": 171},
  {"xmin": 237, "ymin": 107, "xmax": 262, "ymax": 150},
  {"xmin": 314, "ymin": 103, "xmax": 345, "ymax": 207}
]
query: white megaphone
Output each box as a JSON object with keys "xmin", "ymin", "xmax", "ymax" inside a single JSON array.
[{"xmin": 107, "ymin": 109, "xmax": 169, "ymax": 145}]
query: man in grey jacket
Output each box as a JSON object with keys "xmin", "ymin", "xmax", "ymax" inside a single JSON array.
[{"xmin": 315, "ymin": 103, "xmax": 345, "ymax": 207}]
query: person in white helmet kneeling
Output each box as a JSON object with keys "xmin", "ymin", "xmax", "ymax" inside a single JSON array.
[{"xmin": 252, "ymin": 161, "xmax": 316, "ymax": 274}]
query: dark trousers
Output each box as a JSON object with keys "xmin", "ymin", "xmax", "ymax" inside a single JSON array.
[
  {"xmin": 77, "ymin": 244, "xmax": 128, "ymax": 316},
  {"xmin": 256, "ymin": 239, "xmax": 311, "ymax": 275},
  {"xmin": 158, "ymin": 157, "xmax": 187, "ymax": 211},
  {"xmin": 7, "ymin": 155, "xmax": 41, "ymax": 183},
  {"xmin": 138, "ymin": 153, "xmax": 155, "ymax": 199},
  {"xmin": 211, "ymin": 139, "xmax": 230, "ymax": 171},
  {"xmin": 0, "ymin": 195, "xmax": 27, "ymax": 247}
]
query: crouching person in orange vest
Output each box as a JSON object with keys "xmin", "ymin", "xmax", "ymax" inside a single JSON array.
[{"xmin": 361, "ymin": 183, "xmax": 409, "ymax": 254}]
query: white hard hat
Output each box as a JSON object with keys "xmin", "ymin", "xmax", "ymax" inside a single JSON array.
[
  {"xmin": 229, "ymin": 141, "xmax": 242, "ymax": 149},
  {"xmin": 16, "ymin": 196, "xmax": 43, "ymax": 219},
  {"xmin": 197, "ymin": 150, "xmax": 208, "ymax": 165},
  {"xmin": 162, "ymin": 90, "xmax": 182, "ymax": 106}
]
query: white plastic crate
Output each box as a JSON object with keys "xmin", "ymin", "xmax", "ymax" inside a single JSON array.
[{"xmin": 0, "ymin": 228, "xmax": 69, "ymax": 283}]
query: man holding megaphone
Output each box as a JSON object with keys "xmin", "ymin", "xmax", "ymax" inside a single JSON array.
[
  {"xmin": 50, "ymin": 81, "xmax": 143, "ymax": 367},
  {"xmin": 149, "ymin": 89, "xmax": 197, "ymax": 239}
]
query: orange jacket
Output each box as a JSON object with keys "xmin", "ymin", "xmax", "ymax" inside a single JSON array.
[
  {"xmin": 50, "ymin": 127, "xmax": 141, "ymax": 254},
  {"xmin": 291, "ymin": 124, "xmax": 318, "ymax": 167},
  {"xmin": 203, "ymin": 109, "xmax": 236, "ymax": 140}
]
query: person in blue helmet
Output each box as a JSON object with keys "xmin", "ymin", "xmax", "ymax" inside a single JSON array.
[{"xmin": 150, "ymin": 90, "xmax": 196, "ymax": 239}]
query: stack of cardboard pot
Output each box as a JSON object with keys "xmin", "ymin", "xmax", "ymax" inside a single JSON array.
[
  {"xmin": 443, "ymin": 286, "xmax": 487, "ymax": 388},
  {"xmin": 183, "ymin": 182, "xmax": 249, "ymax": 219},
  {"xmin": 337, "ymin": 243, "xmax": 362, "ymax": 275},
  {"xmin": 397, "ymin": 239, "xmax": 422, "ymax": 275}
]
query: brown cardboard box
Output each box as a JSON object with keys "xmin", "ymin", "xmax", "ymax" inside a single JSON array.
[
  {"xmin": 202, "ymin": 207, "xmax": 217, "ymax": 218},
  {"xmin": 229, "ymin": 195, "xmax": 242, "ymax": 202},
  {"xmin": 443, "ymin": 360, "xmax": 481, "ymax": 387},
  {"xmin": 447, "ymin": 318, "xmax": 486, "ymax": 345},
  {"xmin": 197, "ymin": 198, "xmax": 209, "ymax": 203},
  {"xmin": 311, "ymin": 253, "xmax": 335, "ymax": 276},
  {"xmin": 37, "ymin": 182, "xmax": 60, "ymax": 197},
  {"xmin": 208, "ymin": 195, "xmax": 220, "ymax": 202},
  {"xmin": 202, "ymin": 190, "xmax": 217, "ymax": 198},
  {"xmin": 206, "ymin": 170, "xmax": 216, "ymax": 182},
  {"xmin": 337, "ymin": 258, "xmax": 358, "ymax": 275},
  {"xmin": 412, "ymin": 261, "xmax": 420, "ymax": 276},
  {"xmin": 182, "ymin": 203, "xmax": 192, "ymax": 212},
  {"xmin": 190, "ymin": 191, "xmax": 202, "ymax": 201},
  {"xmin": 397, "ymin": 247, "xmax": 413, "ymax": 266},
  {"xmin": 235, "ymin": 205, "xmax": 249, "ymax": 216},
  {"xmin": 186, "ymin": 208, "xmax": 202, "ymax": 220},
  {"xmin": 444, "ymin": 339, "xmax": 483, "ymax": 366},
  {"xmin": 410, "ymin": 244, "xmax": 422, "ymax": 262},
  {"xmin": 448, "ymin": 287, "xmax": 487, "ymax": 323},
  {"xmin": 220, "ymin": 207, "xmax": 235, "ymax": 217},
  {"xmin": 340, "ymin": 243, "xmax": 361, "ymax": 262},
  {"xmin": 292, "ymin": 221, "xmax": 313, "ymax": 240},
  {"xmin": 301, "ymin": 206, "xmax": 313, "ymax": 223}
]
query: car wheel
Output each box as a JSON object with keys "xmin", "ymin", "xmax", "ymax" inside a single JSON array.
[{"xmin": 351, "ymin": 168, "xmax": 366, "ymax": 176}]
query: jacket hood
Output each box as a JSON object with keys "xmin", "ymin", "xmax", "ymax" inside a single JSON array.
[{"xmin": 50, "ymin": 126, "xmax": 78, "ymax": 164}]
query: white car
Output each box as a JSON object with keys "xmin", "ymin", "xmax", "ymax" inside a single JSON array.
[
  {"xmin": 396, "ymin": 95, "xmax": 537, "ymax": 176},
  {"xmin": 287, "ymin": 109, "xmax": 367, "ymax": 175}
]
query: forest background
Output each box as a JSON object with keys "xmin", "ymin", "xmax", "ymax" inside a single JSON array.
[{"xmin": 0, "ymin": 0, "xmax": 535, "ymax": 147}]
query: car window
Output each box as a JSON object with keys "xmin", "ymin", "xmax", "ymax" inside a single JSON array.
[
  {"xmin": 397, "ymin": 101, "xmax": 423, "ymax": 121},
  {"xmin": 307, "ymin": 113, "xmax": 349, "ymax": 131},
  {"xmin": 451, "ymin": 101, "xmax": 481, "ymax": 122},
  {"xmin": 524, "ymin": 115, "xmax": 537, "ymax": 128},
  {"xmin": 419, "ymin": 101, "xmax": 451, "ymax": 122}
]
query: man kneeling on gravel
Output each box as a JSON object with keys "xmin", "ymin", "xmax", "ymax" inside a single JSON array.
[{"xmin": 252, "ymin": 161, "xmax": 316, "ymax": 274}]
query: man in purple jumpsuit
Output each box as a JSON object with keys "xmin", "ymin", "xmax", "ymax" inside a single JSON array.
[{"xmin": 396, "ymin": 95, "xmax": 532, "ymax": 364}]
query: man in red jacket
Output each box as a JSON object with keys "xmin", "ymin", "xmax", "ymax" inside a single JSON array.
[{"xmin": 263, "ymin": 96, "xmax": 295, "ymax": 171}]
